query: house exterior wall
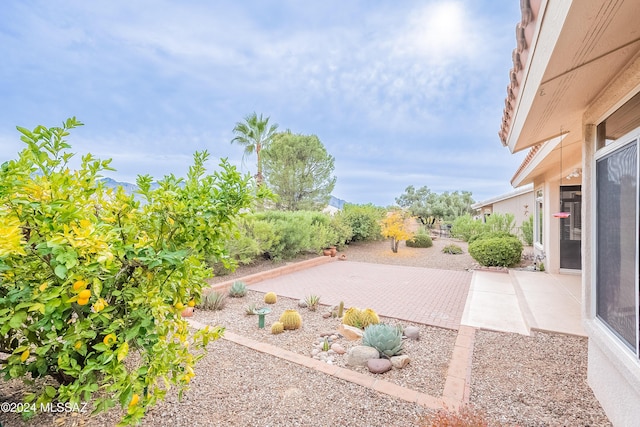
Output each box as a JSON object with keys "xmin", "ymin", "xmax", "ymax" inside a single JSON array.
[
  {"xmin": 489, "ymin": 192, "xmax": 534, "ymax": 230},
  {"xmin": 582, "ymin": 63, "xmax": 640, "ymax": 427}
]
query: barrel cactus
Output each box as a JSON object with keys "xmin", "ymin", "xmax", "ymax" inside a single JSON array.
[
  {"xmin": 264, "ymin": 292, "xmax": 277, "ymax": 304},
  {"xmin": 360, "ymin": 308, "xmax": 380, "ymax": 328},
  {"xmin": 342, "ymin": 307, "xmax": 363, "ymax": 328},
  {"xmin": 271, "ymin": 321, "xmax": 284, "ymax": 335},
  {"xmin": 229, "ymin": 281, "xmax": 247, "ymax": 298},
  {"xmin": 279, "ymin": 309, "xmax": 302, "ymax": 330},
  {"xmin": 362, "ymin": 323, "xmax": 403, "ymax": 358}
]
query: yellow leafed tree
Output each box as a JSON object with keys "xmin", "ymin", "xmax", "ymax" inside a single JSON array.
[{"xmin": 380, "ymin": 211, "xmax": 413, "ymax": 253}]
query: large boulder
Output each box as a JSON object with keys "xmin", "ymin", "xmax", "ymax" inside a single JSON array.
[{"xmin": 346, "ymin": 345, "xmax": 379, "ymax": 367}]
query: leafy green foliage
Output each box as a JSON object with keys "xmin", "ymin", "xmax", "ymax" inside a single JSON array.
[
  {"xmin": 362, "ymin": 323, "xmax": 403, "ymax": 358},
  {"xmin": 450, "ymin": 214, "xmax": 484, "ymax": 242},
  {"xmin": 0, "ymin": 118, "xmax": 256, "ymax": 425},
  {"xmin": 452, "ymin": 213, "xmax": 517, "ymax": 243},
  {"xmin": 406, "ymin": 228, "xmax": 433, "ymax": 248},
  {"xmin": 520, "ymin": 215, "xmax": 534, "ymax": 246},
  {"xmin": 468, "ymin": 235, "xmax": 523, "ymax": 267},
  {"xmin": 262, "ymin": 132, "xmax": 336, "ymax": 211},
  {"xmin": 337, "ymin": 204, "xmax": 384, "ymax": 242}
]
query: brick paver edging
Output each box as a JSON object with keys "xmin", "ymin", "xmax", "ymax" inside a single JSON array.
[
  {"xmin": 204, "ymin": 256, "xmax": 336, "ymax": 294},
  {"xmin": 187, "ymin": 319, "xmax": 477, "ymax": 412}
]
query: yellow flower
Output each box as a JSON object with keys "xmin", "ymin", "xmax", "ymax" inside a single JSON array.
[
  {"xmin": 174, "ymin": 302, "xmax": 184, "ymax": 310},
  {"xmin": 74, "ymin": 341, "xmax": 83, "ymax": 350},
  {"xmin": 187, "ymin": 300, "xmax": 195, "ymax": 307},
  {"xmin": 77, "ymin": 297, "xmax": 90, "ymax": 306},
  {"xmin": 39, "ymin": 282, "xmax": 48, "ymax": 292},
  {"xmin": 103, "ymin": 333, "xmax": 117, "ymax": 347},
  {"xmin": 20, "ymin": 349, "xmax": 30, "ymax": 362},
  {"xmin": 78, "ymin": 289, "xmax": 91, "ymax": 300}
]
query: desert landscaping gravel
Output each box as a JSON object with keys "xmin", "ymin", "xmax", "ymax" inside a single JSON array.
[{"xmin": 0, "ymin": 237, "xmax": 612, "ymax": 426}]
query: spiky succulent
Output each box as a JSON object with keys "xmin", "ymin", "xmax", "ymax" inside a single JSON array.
[
  {"xmin": 304, "ymin": 294, "xmax": 321, "ymax": 311},
  {"xmin": 271, "ymin": 321, "xmax": 284, "ymax": 334},
  {"xmin": 279, "ymin": 309, "xmax": 302, "ymax": 330},
  {"xmin": 229, "ymin": 281, "xmax": 247, "ymax": 298},
  {"xmin": 362, "ymin": 323, "xmax": 403, "ymax": 358},
  {"xmin": 245, "ymin": 303, "xmax": 258, "ymax": 315},
  {"xmin": 199, "ymin": 291, "xmax": 227, "ymax": 311},
  {"xmin": 264, "ymin": 292, "xmax": 277, "ymax": 304},
  {"xmin": 360, "ymin": 308, "xmax": 380, "ymax": 328},
  {"xmin": 342, "ymin": 307, "xmax": 363, "ymax": 329}
]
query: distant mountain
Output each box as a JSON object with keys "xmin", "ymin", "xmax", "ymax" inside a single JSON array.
[{"xmin": 99, "ymin": 177, "xmax": 140, "ymax": 195}]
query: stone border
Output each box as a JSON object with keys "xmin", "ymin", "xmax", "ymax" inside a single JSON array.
[
  {"xmin": 187, "ymin": 319, "xmax": 476, "ymax": 412},
  {"xmin": 204, "ymin": 255, "xmax": 336, "ymax": 294}
]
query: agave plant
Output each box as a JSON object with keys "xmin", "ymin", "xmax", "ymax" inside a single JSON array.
[
  {"xmin": 199, "ymin": 291, "xmax": 227, "ymax": 311},
  {"xmin": 304, "ymin": 294, "xmax": 321, "ymax": 311},
  {"xmin": 362, "ymin": 323, "xmax": 403, "ymax": 358},
  {"xmin": 245, "ymin": 303, "xmax": 258, "ymax": 315},
  {"xmin": 229, "ymin": 281, "xmax": 247, "ymax": 298}
]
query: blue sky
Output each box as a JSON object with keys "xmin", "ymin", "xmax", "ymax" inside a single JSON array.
[{"xmin": 0, "ymin": 0, "xmax": 526, "ymax": 206}]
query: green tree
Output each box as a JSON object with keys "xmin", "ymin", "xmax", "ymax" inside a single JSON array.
[
  {"xmin": 231, "ymin": 112, "xmax": 278, "ymax": 185},
  {"xmin": 262, "ymin": 132, "xmax": 336, "ymax": 211},
  {"xmin": 0, "ymin": 118, "xmax": 258, "ymax": 425},
  {"xmin": 396, "ymin": 186, "xmax": 474, "ymax": 222}
]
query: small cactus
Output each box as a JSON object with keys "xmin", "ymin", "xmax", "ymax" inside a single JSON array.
[
  {"xmin": 304, "ymin": 294, "xmax": 320, "ymax": 311},
  {"xmin": 229, "ymin": 281, "xmax": 247, "ymax": 298},
  {"xmin": 264, "ymin": 292, "xmax": 277, "ymax": 304},
  {"xmin": 360, "ymin": 308, "xmax": 380, "ymax": 328},
  {"xmin": 279, "ymin": 309, "xmax": 302, "ymax": 330},
  {"xmin": 271, "ymin": 321, "xmax": 284, "ymax": 334},
  {"xmin": 337, "ymin": 301, "xmax": 344, "ymax": 318},
  {"xmin": 342, "ymin": 307, "xmax": 363, "ymax": 329}
]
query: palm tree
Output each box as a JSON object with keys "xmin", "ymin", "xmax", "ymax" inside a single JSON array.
[{"xmin": 231, "ymin": 112, "xmax": 278, "ymax": 185}]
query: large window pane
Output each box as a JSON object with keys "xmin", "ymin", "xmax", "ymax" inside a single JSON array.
[{"xmin": 596, "ymin": 141, "xmax": 637, "ymax": 350}]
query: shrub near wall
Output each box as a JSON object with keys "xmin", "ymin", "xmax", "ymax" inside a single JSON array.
[
  {"xmin": 406, "ymin": 228, "xmax": 433, "ymax": 248},
  {"xmin": 468, "ymin": 235, "xmax": 523, "ymax": 267}
]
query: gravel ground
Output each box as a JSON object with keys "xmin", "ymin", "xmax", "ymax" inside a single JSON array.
[{"xmin": 1, "ymin": 238, "xmax": 611, "ymax": 426}]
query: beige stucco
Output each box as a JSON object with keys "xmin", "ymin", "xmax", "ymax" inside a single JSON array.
[{"xmin": 499, "ymin": 1, "xmax": 640, "ymax": 424}]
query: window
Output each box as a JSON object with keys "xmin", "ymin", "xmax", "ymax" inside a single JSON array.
[
  {"xmin": 535, "ymin": 189, "xmax": 543, "ymax": 246},
  {"xmin": 596, "ymin": 138, "xmax": 638, "ymax": 356}
]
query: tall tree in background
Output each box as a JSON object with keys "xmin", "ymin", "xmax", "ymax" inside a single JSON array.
[
  {"xmin": 396, "ymin": 185, "xmax": 474, "ymax": 222},
  {"xmin": 231, "ymin": 112, "xmax": 278, "ymax": 184},
  {"xmin": 262, "ymin": 132, "xmax": 336, "ymax": 211}
]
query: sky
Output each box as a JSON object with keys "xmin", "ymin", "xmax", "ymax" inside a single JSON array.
[{"xmin": 0, "ymin": 0, "xmax": 526, "ymax": 207}]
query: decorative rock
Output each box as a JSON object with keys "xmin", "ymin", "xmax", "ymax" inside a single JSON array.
[
  {"xmin": 311, "ymin": 348, "xmax": 320, "ymax": 356},
  {"xmin": 403, "ymin": 326, "xmax": 420, "ymax": 341},
  {"xmin": 346, "ymin": 345, "xmax": 379, "ymax": 367},
  {"xmin": 322, "ymin": 312, "xmax": 332, "ymax": 319},
  {"xmin": 319, "ymin": 331, "xmax": 333, "ymax": 337},
  {"xmin": 298, "ymin": 299, "xmax": 308, "ymax": 308},
  {"xmin": 330, "ymin": 343, "xmax": 346, "ymax": 355},
  {"xmin": 338, "ymin": 324, "xmax": 364, "ymax": 341},
  {"xmin": 390, "ymin": 355, "xmax": 411, "ymax": 369},
  {"xmin": 367, "ymin": 358, "xmax": 392, "ymax": 374},
  {"xmin": 329, "ymin": 334, "xmax": 338, "ymax": 340}
]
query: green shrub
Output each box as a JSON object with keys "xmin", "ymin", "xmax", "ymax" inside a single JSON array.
[
  {"xmin": 442, "ymin": 244, "xmax": 463, "ymax": 255},
  {"xmin": 406, "ymin": 228, "xmax": 433, "ymax": 248},
  {"xmin": 338, "ymin": 204, "xmax": 384, "ymax": 242},
  {"xmin": 468, "ymin": 231, "xmax": 514, "ymax": 244},
  {"xmin": 520, "ymin": 215, "xmax": 533, "ymax": 246},
  {"xmin": 468, "ymin": 235, "xmax": 523, "ymax": 267},
  {"xmin": 485, "ymin": 212, "xmax": 516, "ymax": 234},
  {"xmin": 450, "ymin": 214, "xmax": 484, "ymax": 242}
]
